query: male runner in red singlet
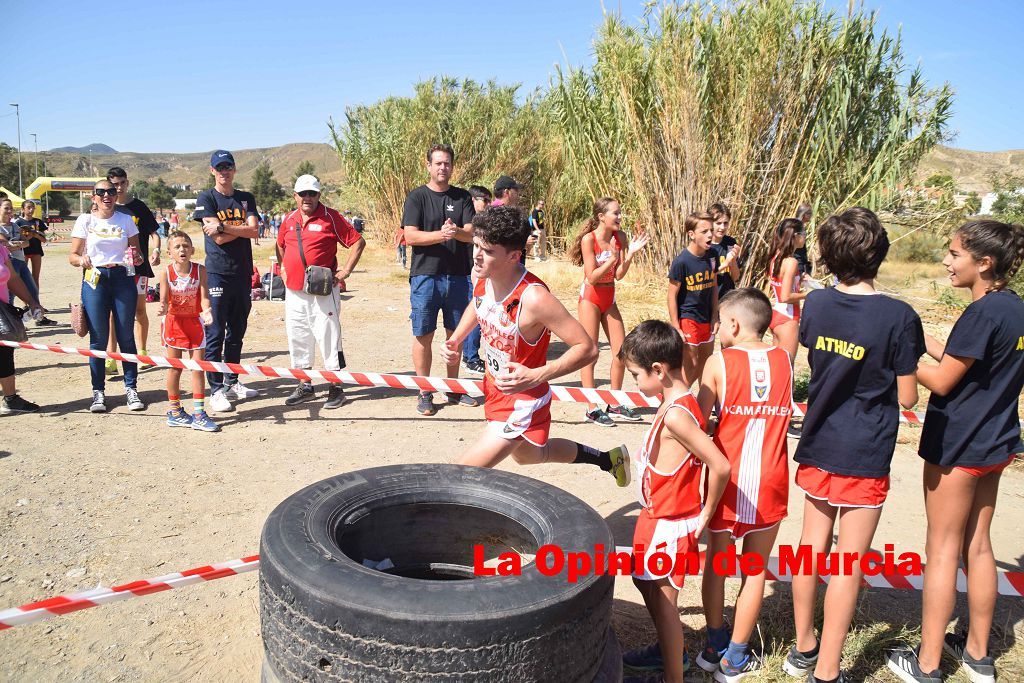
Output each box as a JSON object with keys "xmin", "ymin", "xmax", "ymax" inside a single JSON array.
[
  {"xmin": 440, "ymin": 205, "xmax": 629, "ymax": 483},
  {"xmin": 695, "ymin": 288, "xmax": 793, "ymax": 680}
]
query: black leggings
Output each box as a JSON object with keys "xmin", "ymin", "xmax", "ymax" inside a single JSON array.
[{"xmin": 0, "ymin": 346, "xmax": 13, "ymax": 379}]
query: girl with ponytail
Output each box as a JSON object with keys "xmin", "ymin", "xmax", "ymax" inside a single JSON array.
[
  {"xmin": 570, "ymin": 197, "xmax": 648, "ymax": 426},
  {"xmin": 889, "ymin": 220, "xmax": 1024, "ymax": 683}
]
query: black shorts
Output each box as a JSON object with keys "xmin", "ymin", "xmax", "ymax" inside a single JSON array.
[{"xmin": 23, "ymin": 238, "xmax": 43, "ymax": 257}]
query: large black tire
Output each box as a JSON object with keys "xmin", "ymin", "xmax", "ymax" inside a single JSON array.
[{"xmin": 260, "ymin": 464, "xmax": 619, "ymax": 682}]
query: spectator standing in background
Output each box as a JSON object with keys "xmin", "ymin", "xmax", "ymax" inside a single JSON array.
[
  {"xmin": 193, "ymin": 150, "xmax": 261, "ymax": 412},
  {"xmin": 14, "ymin": 200, "xmax": 48, "ymax": 291},
  {"xmin": 529, "ymin": 199, "xmax": 547, "ymax": 260},
  {"xmin": 276, "ymin": 175, "xmax": 365, "ymax": 409},
  {"xmin": 402, "ymin": 144, "xmax": 480, "ymax": 416}
]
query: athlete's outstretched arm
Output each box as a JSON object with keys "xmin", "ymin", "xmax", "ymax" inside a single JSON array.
[
  {"xmin": 439, "ymin": 303, "xmax": 479, "ymax": 366},
  {"xmin": 495, "ymin": 286, "xmax": 596, "ymax": 394}
]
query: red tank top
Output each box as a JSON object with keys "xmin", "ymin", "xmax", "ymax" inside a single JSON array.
[
  {"xmin": 167, "ymin": 262, "xmax": 201, "ymax": 317},
  {"xmin": 633, "ymin": 394, "xmax": 705, "ymax": 519},
  {"xmin": 590, "ymin": 231, "xmax": 626, "ymax": 285},
  {"xmin": 768, "ymin": 256, "xmax": 801, "ymax": 320},
  {"xmin": 474, "ymin": 270, "xmax": 551, "ymax": 382},
  {"xmin": 712, "ymin": 346, "xmax": 793, "ymax": 523}
]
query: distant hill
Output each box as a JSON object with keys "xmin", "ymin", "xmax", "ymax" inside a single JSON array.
[
  {"xmin": 35, "ymin": 142, "xmax": 344, "ymax": 189},
  {"xmin": 917, "ymin": 144, "xmax": 1024, "ymax": 193},
  {"xmin": 49, "ymin": 143, "xmax": 118, "ymax": 154},
  {"xmin": 28, "ymin": 141, "xmax": 1020, "ymax": 196}
]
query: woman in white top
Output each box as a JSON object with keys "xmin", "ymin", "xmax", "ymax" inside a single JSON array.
[{"xmin": 69, "ymin": 180, "xmax": 146, "ymax": 414}]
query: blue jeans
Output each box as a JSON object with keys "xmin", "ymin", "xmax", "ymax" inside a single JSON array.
[
  {"xmin": 409, "ymin": 274, "xmax": 471, "ymax": 337},
  {"xmin": 81, "ymin": 266, "xmax": 138, "ymax": 391},
  {"xmin": 205, "ymin": 272, "xmax": 252, "ymax": 393},
  {"xmin": 8, "ymin": 258, "xmax": 39, "ymax": 306},
  {"xmin": 462, "ymin": 276, "xmax": 481, "ymax": 363}
]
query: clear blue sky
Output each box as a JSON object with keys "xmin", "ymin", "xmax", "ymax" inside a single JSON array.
[{"xmin": 2, "ymin": 0, "xmax": 1020, "ymax": 154}]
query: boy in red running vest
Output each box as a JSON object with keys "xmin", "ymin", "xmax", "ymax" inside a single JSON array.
[
  {"xmin": 618, "ymin": 320, "xmax": 731, "ymax": 683},
  {"xmin": 441, "ymin": 205, "xmax": 629, "ymax": 484},
  {"xmin": 696, "ymin": 288, "xmax": 793, "ymax": 681},
  {"xmin": 158, "ymin": 231, "xmax": 218, "ymax": 432}
]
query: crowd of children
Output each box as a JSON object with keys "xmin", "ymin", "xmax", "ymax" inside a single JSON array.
[
  {"xmin": 428, "ymin": 195, "xmax": 1022, "ymax": 682},
  {"xmin": 605, "ymin": 209, "xmax": 1023, "ymax": 683}
]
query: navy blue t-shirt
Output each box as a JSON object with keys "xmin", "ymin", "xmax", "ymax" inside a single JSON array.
[
  {"xmin": 668, "ymin": 248, "xmax": 717, "ymax": 323},
  {"xmin": 194, "ymin": 188, "xmax": 257, "ymax": 278},
  {"xmin": 919, "ymin": 290, "xmax": 1024, "ymax": 467},
  {"xmin": 794, "ymin": 288, "xmax": 925, "ymax": 477},
  {"xmin": 709, "ymin": 235, "xmax": 739, "ymax": 298}
]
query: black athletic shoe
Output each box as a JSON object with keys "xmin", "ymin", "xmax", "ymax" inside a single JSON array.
[
  {"xmin": 944, "ymin": 631, "xmax": 997, "ymax": 683},
  {"xmin": 416, "ymin": 391, "xmax": 436, "ymax": 416},
  {"xmin": 0, "ymin": 393, "xmax": 40, "ymax": 415},
  {"xmin": 324, "ymin": 385, "xmax": 346, "ymax": 410},
  {"xmin": 782, "ymin": 644, "xmax": 818, "ymax": 677},
  {"xmin": 606, "ymin": 404, "xmax": 644, "ymax": 421},
  {"xmin": 284, "ymin": 382, "xmax": 316, "ymax": 406},
  {"xmin": 463, "ymin": 359, "xmax": 485, "ymax": 376},
  {"xmin": 586, "ymin": 408, "xmax": 615, "ymax": 427},
  {"xmin": 35, "ymin": 316, "xmax": 59, "ymax": 327},
  {"xmin": 807, "ymin": 672, "xmax": 850, "ymax": 683},
  {"xmin": 887, "ymin": 645, "xmax": 943, "ymax": 683},
  {"xmin": 447, "ymin": 392, "xmax": 481, "ymax": 408}
]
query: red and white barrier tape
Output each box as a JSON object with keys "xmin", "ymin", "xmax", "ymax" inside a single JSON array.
[
  {"xmin": 0, "ymin": 555, "xmax": 258, "ymax": 630},
  {"xmin": 0, "ymin": 340, "xmax": 964, "ymax": 426},
  {"xmin": 3, "ymin": 550, "xmax": 1023, "ymax": 631}
]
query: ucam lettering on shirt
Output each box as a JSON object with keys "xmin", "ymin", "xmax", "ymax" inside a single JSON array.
[
  {"xmin": 1016, "ymin": 335, "xmax": 1024, "ymax": 350},
  {"xmin": 685, "ymin": 270, "xmax": 714, "ymax": 289},
  {"xmin": 722, "ymin": 404, "xmax": 792, "ymax": 417},
  {"xmin": 814, "ymin": 335, "xmax": 866, "ymax": 360},
  {"xmin": 217, "ymin": 207, "xmax": 248, "ymax": 226}
]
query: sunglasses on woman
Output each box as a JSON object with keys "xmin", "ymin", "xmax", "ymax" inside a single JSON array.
[{"xmin": 93, "ymin": 188, "xmax": 118, "ymax": 197}]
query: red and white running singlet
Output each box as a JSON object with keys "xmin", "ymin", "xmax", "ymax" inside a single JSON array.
[
  {"xmin": 712, "ymin": 346, "xmax": 793, "ymax": 525},
  {"xmin": 633, "ymin": 394, "xmax": 705, "ymax": 519},
  {"xmin": 592, "ymin": 231, "xmax": 625, "ymax": 285},
  {"xmin": 474, "ymin": 270, "xmax": 553, "ymax": 444},
  {"xmin": 167, "ymin": 262, "xmax": 201, "ymax": 316},
  {"xmin": 768, "ymin": 257, "xmax": 801, "ymax": 322},
  {"xmin": 162, "ymin": 262, "xmax": 205, "ymax": 351}
]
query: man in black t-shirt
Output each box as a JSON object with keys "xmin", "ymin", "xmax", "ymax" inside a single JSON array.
[
  {"xmin": 402, "ymin": 143, "xmax": 478, "ymax": 416},
  {"xmin": 108, "ymin": 166, "xmax": 162, "ymax": 356},
  {"xmin": 193, "ymin": 150, "xmax": 261, "ymax": 412}
]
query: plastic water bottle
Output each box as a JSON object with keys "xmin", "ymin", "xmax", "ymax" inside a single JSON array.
[{"xmin": 125, "ymin": 246, "xmax": 136, "ymax": 277}]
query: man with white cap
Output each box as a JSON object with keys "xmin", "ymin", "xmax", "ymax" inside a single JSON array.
[{"xmin": 276, "ymin": 174, "xmax": 365, "ymax": 409}]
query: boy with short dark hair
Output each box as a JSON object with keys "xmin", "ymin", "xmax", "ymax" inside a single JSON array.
[
  {"xmin": 619, "ymin": 319, "xmax": 731, "ymax": 683},
  {"xmin": 441, "ymin": 205, "xmax": 629, "ymax": 484},
  {"xmin": 696, "ymin": 288, "xmax": 793, "ymax": 681}
]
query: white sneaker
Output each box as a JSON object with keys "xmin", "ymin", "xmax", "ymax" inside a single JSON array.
[
  {"xmin": 209, "ymin": 389, "xmax": 233, "ymax": 412},
  {"xmin": 225, "ymin": 380, "xmax": 258, "ymax": 400}
]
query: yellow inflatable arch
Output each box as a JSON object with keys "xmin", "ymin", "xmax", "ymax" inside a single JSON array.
[{"xmin": 0, "ymin": 177, "xmax": 103, "ymax": 217}]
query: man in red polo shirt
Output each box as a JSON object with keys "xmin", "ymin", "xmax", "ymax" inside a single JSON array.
[{"xmin": 276, "ymin": 174, "xmax": 366, "ymax": 409}]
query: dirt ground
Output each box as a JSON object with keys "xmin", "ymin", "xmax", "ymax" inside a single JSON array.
[{"xmin": 1, "ymin": 238, "xmax": 1022, "ymax": 682}]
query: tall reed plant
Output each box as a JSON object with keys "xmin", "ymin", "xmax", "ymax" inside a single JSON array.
[{"xmin": 550, "ymin": 0, "xmax": 953, "ymax": 280}]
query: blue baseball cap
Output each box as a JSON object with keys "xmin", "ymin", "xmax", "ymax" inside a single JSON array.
[{"xmin": 210, "ymin": 150, "xmax": 235, "ymax": 168}]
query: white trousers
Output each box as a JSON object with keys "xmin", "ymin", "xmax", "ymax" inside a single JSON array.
[{"xmin": 285, "ymin": 287, "xmax": 345, "ymax": 372}]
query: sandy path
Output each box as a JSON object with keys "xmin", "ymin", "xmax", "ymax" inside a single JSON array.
[{"xmin": 1, "ymin": 240, "xmax": 1021, "ymax": 682}]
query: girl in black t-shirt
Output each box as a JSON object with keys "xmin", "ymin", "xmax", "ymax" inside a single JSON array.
[
  {"xmin": 708, "ymin": 203, "xmax": 741, "ymax": 298},
  {"xmin": 787, "ymin": 208, "xmax": 924, "ymax": 683},
  {"xmin": 889, "ymin": 220, "xmax": 1024, "ymax": 683},
  {"xmin": 667, "ymin": 213, "xmax": 718, "ymax": 387}
]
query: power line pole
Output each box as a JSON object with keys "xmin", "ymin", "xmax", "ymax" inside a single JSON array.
[
  {"xmin": 30, "ymin": 133, "xmax": 38, "ymax": 178},
  {"xmin": 8, "ymin": 103, "xmax": 23, "ymax": 195}
]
